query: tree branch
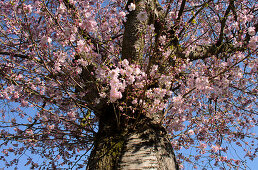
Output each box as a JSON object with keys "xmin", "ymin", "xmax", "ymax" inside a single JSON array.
[
  {"xmin": 179, "ymin": 42, "xmax": 245, "ymax": 61},
  {"xmin": 178, "ymin": 0, "xmax": 211, "ymax": 39},
  {"xmin": 216, "ymin": 0, "xmax": 234, "ymax": 46},
  {"xmin": 62, "ymin": 0, "xmax": 109, "ymax": 59},
  {"xmin": 176, "ymin": 0, "xmax": 186, "ymax": 24},
  {"xmin": 0, "ymin": 51, "xmax": 29, "ymax": 59}
]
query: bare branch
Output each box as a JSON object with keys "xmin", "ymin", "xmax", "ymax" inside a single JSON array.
[
  {"xmin": 176, "ymin": 0, "xmax": 186, "ymax": 24},
  {"xmin": 216, "ymin": 0, "xmax": 235, "ymax": 46},
  {"xmin": 0, "ymin": 51, "xmax": 29, "ymax": 59},
  {"xmin": 179, "ymin": 42, "xmax": 246, "ymax": 61}
]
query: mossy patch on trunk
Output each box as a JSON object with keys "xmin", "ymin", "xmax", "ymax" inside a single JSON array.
[{"xmin": 86, "ymin": 131, "xmax": 126, "ymax": 170}]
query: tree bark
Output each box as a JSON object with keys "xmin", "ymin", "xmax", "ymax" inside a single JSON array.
[
  {"xmin": 86, "ymin": 113, "xmax": 179, "ymax": 170},
  {"xmin": 122, "ymin": 0, "xmax": 147, "ymax": 63},
  {"xmin": 122, "ymin": 0, "xmax": 164, "ymax": 63}
]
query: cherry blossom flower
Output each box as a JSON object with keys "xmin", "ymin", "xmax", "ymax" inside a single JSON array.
[
  {"xmin": 40, "ymin": 36, "xmax": 52, "ymax": 46},
  {"xmin": 211, "ymin": 145, "xmax": 220, "ymax": 153},
  {"xmin": 67, "ymin": 111, "xmax": 76, "ymax": 118},
  {"xmin": 248, "ymin": 36, "xmax": 257, "ymax": 49},
  {"xmin": 110, "ymin": 87, "xmax": 122, "ymax": 102},
  {"xmin": 132, "ymin": 99, "xmax": 138, "ymax": 105},
  {"xmin": 75, "ymin": 67, "xmax": 82, "ymax": 74},
  {"xmin": 77, "ymin": 39, "xmax": 85, "ymax": 48},
  {"xmin": 248, "ymin": 27, "xmax": 256, "ymax": 36},
  {"xmin": 79, "ymin": 18, "xmax": 98, "ymax": 32},
  {"xmin": 119, "ymin": 11, "xmax": 126, "ymax": 18},
  {"xmin": 137, "ymin": 11, "xmax": 148, "ymax": 22},
  {"xmin": 57, "ymin": 3, "xmax": 66, "ymax": 14},
  {"xmin": 77, "ymin": 59, "xmax": 88, "ymax": 67},
  {"xmin": 23, "ymin": 5, "xmax": 32, "ymax": 13},
  {"xmin": 128, "ymin": 3, "xmax": 136, "ymax": 11},
  {"xmin": 99, "ymin": 92, "xmax": 106, "ymax": 98},
  {"xmin": 188, "ymin": 129, "xmax": 195, "ymax": 136}
]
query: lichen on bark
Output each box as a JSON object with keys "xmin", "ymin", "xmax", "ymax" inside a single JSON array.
[
  {"xmin": 86, "ymin": 111, "xmax": 179, "ymax": 170},
  {"xmin": 86, "ymin": 132, "xmax": 126, "ymax": 170}
]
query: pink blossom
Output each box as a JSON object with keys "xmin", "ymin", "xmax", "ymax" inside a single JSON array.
[
  {"xmin": 132, "ymin": 99, "xmax": 138, "ymax": 105},
  {"xmin": 150, "ymin": 65, "xmax": 158, "ymax": 76},
  {"xmin": 220, "ymin": 156, "xmax": 227, "ymax": 162},
  {"xmin": 0, "ymin": 1, "xmax": 256, "ymax": 168},
  {"xmin": 173, "ymin": 95, "xmax": 183, "ymax": 106},
  {"xmin": 248, "ymin": 36, "xmax": 257, "ymax": 49},
  {"xmin": 35, "ymin": 77, "xmax": 41, "ymax": 83},
  {"xmin": 2, "ymin": 91, "xmax": 10, "ymax": 100},
  {"xmin": 119, "ymin": 11, "xmax": 126, "ymax": 18},
  {"xmin": 16, "ymin": 74, "xmax": 23, "ymax": 80},
  {"xmin": 148, "ymin": 24, "xmax": 155, "ymax": 32},
  {"xmin": 77, "ymin": 59, "xmax": 88, "ymax": 67},
  {"xmin": 127, "ymin": 75, "xmax": 135, "ymax": 84},
  {"xmin": 23, "ymin": 5, "xmax": 32, "ymax": 13},
  {"xmin": 211, "ymin": 145, "xmax": 220, "ymax": 153},
  {"xmin": 57, "ymin": 3, "xmax": 66, "ymax": 14},
  {"xmin": 27, "ymin": 117, "xmax": 32, "ymax": 122},
  {"xmin": 40, "ymin": 36, "xmax": 52, "ymax": 45},
  {"xmin": 188, "ymin": 129, "xmax": 195, "ymax": 136},
  {"xmin": 248, "ymin": 27, "xmax": 256, "ymax": 36},
  {"xmin": 134, "ymin": 67, "xmax": 141, "ymax": 75},
  {"xmin": 199, "ymin": 142, "xmax": 207, "ymax": 150},
  {"xmin": 56, "ymin": 155, "xmax": 61, "ymax": 160},
  {"xmin": 20, "ymin": 99, "xmax": 29, "ymax": 107},
  {"xmin": 26, "ymin": 129, "xmax": 34, "ymax": 135},
  {"xmin": 13, "ymin": 91, "xmax": 19, "ymax": 99},
  {"xmin": 64, "ymin": 27, "xmax": 72, "ymax": 36},
  {"xmin": 137, "ymin": 11, "xmax": 148, "ymax": 22},
  {"xmin": 110, "ymin": 87, "xmax": 122, "ymax": 102},
  {"xmin": 109, "ymin": 68, "xmax": 120, "ymax": 79},
  {"xmin": 99, "ymin": 92, "xmax": 106, "ymax": 98},
  {"xmin": 122, "ymin": 59, "xmax": 129, "ymax": 67},
  {"xmin": 125, "ymin": 67, "xmax": 133, "ymax": 76},
  {"xmin": 67, "ymin": 111, "xmax": 76, "ymax": 118},
  {"xmin": 195, "ymin": 76, "xmax": 210, "ymax": 90},
  {"xmin": 70, "ymin": 34, "xmax": 76, "ymax": 42},
  {"xmin": 77, "ymin": 40, "xmax": 85, "ymax": 48},
  {"xmin": 247, "ymin": 15, "xmax": 254, "ymax": 22},
  {"xmin": 80, "ymin": 18, "xmax": 98, "ymax": 32}
]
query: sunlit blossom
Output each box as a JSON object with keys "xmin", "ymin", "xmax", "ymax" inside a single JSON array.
[{"xmin": 128, "ymin": 3, "xmax": 136, "ymax": 11}]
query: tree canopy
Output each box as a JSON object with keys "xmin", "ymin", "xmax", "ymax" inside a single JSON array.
[{"xmin": 0, "ymin": 0, "xmax": 257, "ymax": 169}]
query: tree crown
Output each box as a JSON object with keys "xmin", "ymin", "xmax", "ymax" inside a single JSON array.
[{"xmin": 0, "ymin": 0, "xmax": 257, "ymax": 169}]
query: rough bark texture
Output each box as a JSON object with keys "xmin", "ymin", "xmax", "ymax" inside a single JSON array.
[
  {"xmin": 122, "ymin": 0, "xmax": 147, "ymax": 63},
  {"xmin": 86, "ymin": 114, "xmax": 179, "ymax": 170},
  {"xmin": 122, "ymin": 0, "xmax": 164, "ymax": 63},
  {"xmin": 118, "ymin": 121, "xmax": 178, "ymax": 170}
]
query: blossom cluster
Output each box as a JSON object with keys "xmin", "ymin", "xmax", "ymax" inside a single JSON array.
[{"xmin": 96, "ymin": 59, "xmax": 146, "ymax": 103}]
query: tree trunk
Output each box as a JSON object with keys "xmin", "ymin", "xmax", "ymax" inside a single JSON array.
[
  {"xmin": 122, "ymin": 0, "xmax": 164, "ymax": 63},
  {"xmin": 118, "ymin": 121, "xmax": 178, "ymax": 170},
  {"xmin": 87, "ymin": 0, "xmax": 179, "ymax": 169},
  {"xmin": 86, "ymin": 110, "xmax": 179, "ymax": 170}
]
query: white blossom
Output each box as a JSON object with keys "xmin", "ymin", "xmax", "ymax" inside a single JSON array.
[
  {"xmin": 128, "ymin": 3, "xmax": 136, "ymax": 11},
  {"xmin": 40, "ymin": 36, "xmax": 52, "ymax": 45},
  {"xmin": 248, "ymin": 27, "xmax": 256, "ymax": 36}
]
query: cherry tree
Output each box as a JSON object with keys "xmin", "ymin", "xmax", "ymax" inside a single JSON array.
[{"xmin": 0, "ymin": 0, "xmax": 257, "ymax": 169}]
